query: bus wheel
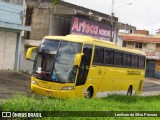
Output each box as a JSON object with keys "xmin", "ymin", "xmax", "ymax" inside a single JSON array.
[
  {"xmin": 127, "ymin": 86, "xmax": 133, "ymax": 96},
  {"xmin": 85, "ymin": 87, "xmax": 93, "ymax": 98}
]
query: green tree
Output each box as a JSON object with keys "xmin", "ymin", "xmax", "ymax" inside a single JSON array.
[{"xmin": 51, "ymin": 0, "xmax": 61, "ymax": 5}]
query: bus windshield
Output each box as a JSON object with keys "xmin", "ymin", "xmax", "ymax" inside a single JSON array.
[{"xmin": 33, "ymin": 39, "xmax": 82, "ymax": 83}]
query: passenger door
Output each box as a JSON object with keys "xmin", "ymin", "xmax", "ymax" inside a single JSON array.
[{"xmin": 75, "ymin": 44, "xmax": 93, "ymax": 98}]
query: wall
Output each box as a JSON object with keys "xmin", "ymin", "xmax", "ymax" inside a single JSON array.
[
  {"xmin": 30, "ymin": 8, "xmax": 50, "ymax": 40},
  {"xmin": 117, "ymin": 36, "xmax": 123, "ymax": 46},
  {"xmin": 133, "ymin": 30, "xmax": 149, "ymax": 35},
  {"xmin": 143, "ymin": 43, "xmax": 156, "ymax": 52},
  {"xmin": 0, "ymin": 1, "xmax": 24, "ymax": 24},
  {"xmin": 29, "ymin": 8, "xmax": 72, "ymax": 40},
  {"xmin": 20, "ymin": 39, "xmax": 33, "ymax": 74}
]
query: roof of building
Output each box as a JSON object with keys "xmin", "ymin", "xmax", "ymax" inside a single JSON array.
[
  {"xmin": 26, "ymin": 0, "xmax": 118, "ymax": 22},
  {"xmin": 120, "ymin": 34, "xmax": 160, "ymax": 43},
  {"xmin": 25, "ymin": 0, "xmax": 136, "ymax": 31}
]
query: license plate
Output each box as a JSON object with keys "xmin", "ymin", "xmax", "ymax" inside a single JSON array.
[{"xmin": 45, "ymin": 90, "xmax": 52, "ymax": 95}]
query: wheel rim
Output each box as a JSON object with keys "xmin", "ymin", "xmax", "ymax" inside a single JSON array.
[{"xmin": 85, "ymin": 90, "xmax": 91, "ymax": 98}]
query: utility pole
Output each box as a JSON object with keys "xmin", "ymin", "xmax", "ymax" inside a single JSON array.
[
  {"xmin": 111, "ymin": 0, "xmax": 115, "ymax": 42},
  {"xmin": 110, "ymin": 0, "xmax": 132, "ymax": 43}
]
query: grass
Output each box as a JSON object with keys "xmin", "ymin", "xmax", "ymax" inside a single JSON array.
[{"xmin": 1, "ymin": 94, "xmax": 160, "ymax": 120}]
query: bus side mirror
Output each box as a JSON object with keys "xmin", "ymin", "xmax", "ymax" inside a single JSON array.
[
  {"xmin": 26, "ymin": 47, "xmax": 38, "ymax": 61},
  {"xmin": 74, "ymin": 53, "xmax": 84, "ymax": 66}
]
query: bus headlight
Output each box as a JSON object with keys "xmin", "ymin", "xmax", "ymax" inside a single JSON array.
[
  {"xmin": 61, "ymin": 86, "xmax": 75, "ymax": 90},
  {"xmin": 31, "ymin": 81, "xmax": 39, "ymax": 86}
]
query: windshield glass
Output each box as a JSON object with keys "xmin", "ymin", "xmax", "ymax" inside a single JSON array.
[
  {"xmin": 33, "ymin": 39, "xmax": 82, "ymax": 83},
  {"xmin": 33, "ymin": 39, "xmax": 60, "ymax": 81},
  {"xmin": 40, "ymin": 39, "xmax": 59, "ymax": 53},
  {"xmin": 53, "ymin": 41, "xmax": 82, "ymax": 83}
]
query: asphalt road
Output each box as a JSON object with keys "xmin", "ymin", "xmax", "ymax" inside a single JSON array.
[
  {"xmin": 0, "ymin": 70, "xmax": 31, "ymax": 99},
  {"xmin": 143, "ymin": 82, "xmax": 160, "ymax": 92},
  {"xmin": 141, "ymin": 78, "xmax": 160, "ymax": 96}
]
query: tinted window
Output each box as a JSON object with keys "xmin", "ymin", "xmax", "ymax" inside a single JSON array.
[
  {"xmin": 139, "ymin": 56, "xmax": 145, "ymax": 68},
  {"xmin": 131, "ymin": 55, "xmax": 139, "ymax": 67},
  {"xmin": 124, "ymin": 53, "xmax": 131, "ymax": 66},
  {"xmin": 82, "ymin": 45, "xmax": 93, "ymax": 66},
  {"xmin": 93, "ymin": 46, "xmax": 104, "ymax": 64},
  {"xmin": 114, "ymin": 52, "xmax": 123, "ymax": 66},
  {"xmin": 104, "ymin": 50, "xmax": 114, "ymax": 65}
]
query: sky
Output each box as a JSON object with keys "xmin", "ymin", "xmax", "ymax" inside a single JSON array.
[{"xmin": 64, "ymin": 0, "xmax": 160, "ymax": 35}]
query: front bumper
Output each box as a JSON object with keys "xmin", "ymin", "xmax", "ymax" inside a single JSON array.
[{"xmin": 31, "ymin": 84, "xmax": 75, "ymax": 99}]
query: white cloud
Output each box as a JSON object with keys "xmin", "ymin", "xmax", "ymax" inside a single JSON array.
[{"xmin": 64, "ymin": 0, "xmax": 160, "ymax": 35}]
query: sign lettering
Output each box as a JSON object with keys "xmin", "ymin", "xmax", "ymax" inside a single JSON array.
[
  {"xmin": 70, "ymin": 17, "xmax": 113, "ymax": 41},
  {"xmin": 127, "ymin": 71, "xmax": 141, "ymax": 75}
]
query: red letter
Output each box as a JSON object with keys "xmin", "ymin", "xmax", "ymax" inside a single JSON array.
[
  {"xmin": 85, "ymin": 24, "xmax": 90, "ymax": 33},
  {"xmin": 79, "ymin": 21, "xmax": 86, "ymax": 33},
  {"xmin": 72, "ymin": 18, "xmax": 79, "ymax": 31},
  {"xmin": 94, "ymin": 26, "xmax": 98, "ymax": 34},
  {"xmin": 90, "ymin": 25, "xmax": 94, "ymax": 34}
]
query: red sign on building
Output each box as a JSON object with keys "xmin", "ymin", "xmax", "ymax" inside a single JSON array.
[{"xmin": 145, "ymin": 52, "xmax": 160, "ymax": 60}]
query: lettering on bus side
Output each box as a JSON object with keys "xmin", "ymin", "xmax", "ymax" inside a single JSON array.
[{"xmin": 127, "ymin": 71, "xmax": 141, "ymax": 75}]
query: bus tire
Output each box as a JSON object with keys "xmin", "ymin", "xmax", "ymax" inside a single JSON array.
[
  {"xmin": 85, "ymin": 87, "xmax": 93, "ymax": 98},
  {"xmin": 127, "ymin": 85, "xmax": 132, "ymax": 96}
]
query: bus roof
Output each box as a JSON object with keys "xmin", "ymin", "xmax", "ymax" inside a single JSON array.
[{"xmin": 44, "ymin": 35, "xmax": 146, "ymax": 56}]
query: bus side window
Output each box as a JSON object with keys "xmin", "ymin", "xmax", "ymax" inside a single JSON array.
[
  {"xmin": 139, "ymin": 56, "xmax": 145, "ymax": 68},
  {"xmin": 124, "ymin": 53, "xmax": 131, "ymax": 67},
  {"xmin": 93, "ymin": 46, "xmax": 104, "ymax": 65},
  {"xmin": 104, "ymin": 50, "xmax": 114, "ymax": 65},
  {"xmin": 131, "ymin": 55, "xmax": 139, "ymax": 68},
  {"xmin": 114, "ymin": 51, "xmax": 123, "ymax": 66}
]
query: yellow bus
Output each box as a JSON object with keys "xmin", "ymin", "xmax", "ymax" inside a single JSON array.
[{"xmin": 26, "ymin": 35, "xmax": 146, "ymax": 98}]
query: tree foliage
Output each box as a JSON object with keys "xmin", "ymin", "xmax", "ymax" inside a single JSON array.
[{"xmin": 51, "ymin": 0, "xmax": 61, "ymax": 5}]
